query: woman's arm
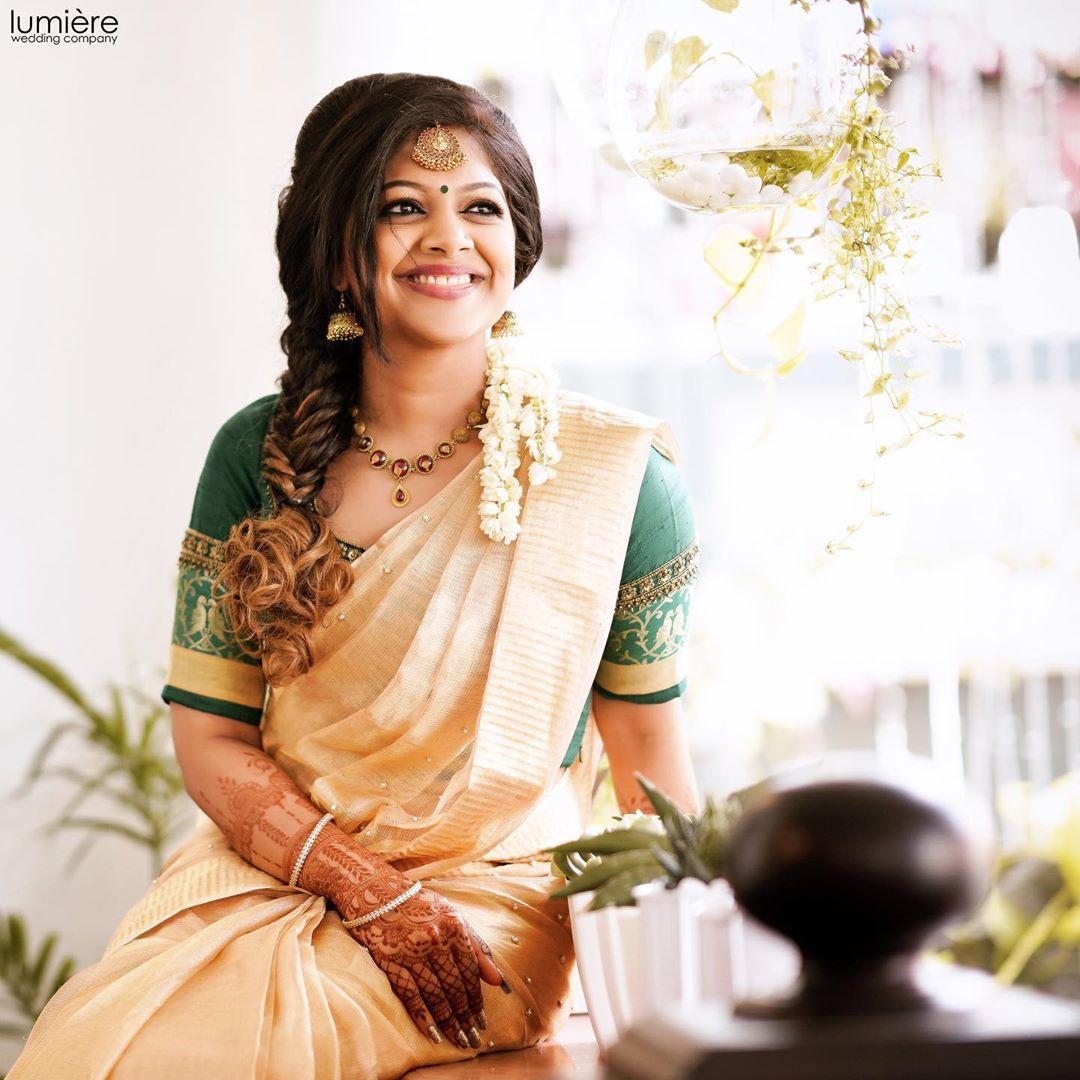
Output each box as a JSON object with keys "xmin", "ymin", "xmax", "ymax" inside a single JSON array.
[
  {"xmin": 591, "ymin": 691, "xmax": 701, "ymax": 817},
  {"xmin": 172, "ymin": 703, "xmax": 323, "ymax": 879},
  {"xmin": 168, "ymin": 703, "xmax": 505, "ymax": 1047}
]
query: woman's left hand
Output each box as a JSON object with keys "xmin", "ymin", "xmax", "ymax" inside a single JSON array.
[{"xmin": 348, "ymin": 886, "xmax": 506, "ymax": 1048}]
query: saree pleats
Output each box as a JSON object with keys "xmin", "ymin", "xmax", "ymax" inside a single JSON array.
[{"xmin": 8, "ymin": 391, "xmax": 673, "ymax": 1080}]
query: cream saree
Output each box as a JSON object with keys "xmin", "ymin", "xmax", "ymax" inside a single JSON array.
[{"xmin": 9, "ymin": 390, "xmax": 678, "ymax": 1080}]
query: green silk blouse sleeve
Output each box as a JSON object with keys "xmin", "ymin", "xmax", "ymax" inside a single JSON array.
[
  {"xmin": 160, "ymin": 394, "xmax": 279, "ymax": 725},
  {"xmin": 559, "ymin": 445, "xmax": 699, "ymax": 768}
]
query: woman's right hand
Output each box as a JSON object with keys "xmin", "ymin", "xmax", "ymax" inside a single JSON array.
[{"xmin": 346, "ymin": 886, "xmax": 507, "ymax": 1048}]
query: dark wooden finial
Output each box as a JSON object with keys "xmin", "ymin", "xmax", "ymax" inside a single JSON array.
[{"xmin": 727, "ymin": 779, "xmax": 987, "ymax": 1017}]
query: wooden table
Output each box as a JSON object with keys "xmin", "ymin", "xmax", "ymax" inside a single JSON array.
[{"xmin": 404, "ymin": 1014, "xmax": 601, "ymax": 1079}]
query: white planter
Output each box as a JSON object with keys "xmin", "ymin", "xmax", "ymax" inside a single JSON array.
[{"xmin": 567, "ymin": 877, "xmax": 801, "ymax": 1051}]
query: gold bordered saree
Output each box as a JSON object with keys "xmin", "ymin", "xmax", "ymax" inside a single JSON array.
[{"xmin": 9, "ymin": 390, "xmax": 697, "ymax": 1080}]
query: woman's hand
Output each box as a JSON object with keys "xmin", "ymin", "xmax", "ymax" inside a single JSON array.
[
  {"xmin": 167, "ymin": 708, "xmax": 510, "ymax": 1046},
  {"xmin": 347, "ymin": 887, "xmax": 507, "ymax": 1048},
  {"xmin": 295, "ymin": 825, "xmax": 509, "ymax": 1047}
]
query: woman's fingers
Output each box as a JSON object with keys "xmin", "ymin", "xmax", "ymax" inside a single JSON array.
[
  {"xmin": 449, "ymin": 923, "xmax": 487, "ymax": 1022},
  {"xmin": 380, "ymin": 959, "xmax": 444, "ymax": 1045},
  {"xmin": 429, "ymin": 939, "xmax": 482, "ymax": 1047},
  {"xmin": 412, "ymin": 961, "xmax": 471, "ymax": 1048},
  {"xmin": 465, "ymin": 920, "xmax": 508, "ymax": 988}
]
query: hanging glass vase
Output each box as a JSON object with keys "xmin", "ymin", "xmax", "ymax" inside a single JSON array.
[{"xmin": 603, "ymin": 0, "xmax": 861, "ymax": 213}]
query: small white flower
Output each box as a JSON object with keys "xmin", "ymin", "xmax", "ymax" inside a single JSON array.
[{"xmin": 528, "ymin": 462, "xmax": 550, "ymax": 485}]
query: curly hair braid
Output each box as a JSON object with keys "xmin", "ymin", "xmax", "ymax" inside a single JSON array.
[{"xmin": 216, "ymin": 72, "xmax": 543, "ymax": 686}]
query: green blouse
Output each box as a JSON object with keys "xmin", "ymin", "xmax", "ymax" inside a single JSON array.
[{"xmin": 161, "ymin": 395, "xmax": 699, "ymax": 769}]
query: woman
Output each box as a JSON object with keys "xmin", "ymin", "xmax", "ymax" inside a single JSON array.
[{"xmin": 9, "ymin": 73, "xmax": 700, "ymax": 1079}]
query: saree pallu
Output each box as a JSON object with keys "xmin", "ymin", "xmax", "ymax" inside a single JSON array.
[{"xmin": 8, "ymin": 391, "xmax": 679, "ymax": 1080}]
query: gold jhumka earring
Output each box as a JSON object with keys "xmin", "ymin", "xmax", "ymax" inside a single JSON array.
[
  {"xmin": 411, "ymin": 121, "xmax": 468, "ymax": 171},
  {"xmin": 326, "ymin": 291, "xmax": 364, "ymax": 342}
]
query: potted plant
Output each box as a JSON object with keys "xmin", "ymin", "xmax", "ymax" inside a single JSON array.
[{"xmin": 544, "ymin": 773, "xmax": 799, "ymax": 1049}]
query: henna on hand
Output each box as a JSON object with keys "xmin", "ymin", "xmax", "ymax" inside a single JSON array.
[
  {"xmin": 173, "ymin": 723, "xmax": 496, "ymax": 1048},
  {"xmin": 296, "ymin": 831, "xmax": 482, "ymax": 1046},
  {"xmin": 183, "ymin": 735, "xmax": 338, "ymax": 884},
  {"xmin": 348, "ymin": 887, "xmax": 487, "ymax": 1048}
]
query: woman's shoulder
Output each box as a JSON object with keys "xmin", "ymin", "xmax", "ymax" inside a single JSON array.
[
  {"xmin": 191, "ymin": 392, "xmax": 280, "ymax": 537},
  {"xmin": 622, "ymin": 444, "xmax": 697, "ymax": 585},
  {"xmin": 209, "ymin": 392, "xmax": 280, "ymax": 458}
]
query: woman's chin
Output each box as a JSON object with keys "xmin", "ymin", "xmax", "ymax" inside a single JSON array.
[{"xmin": 393, "ymin": 318, "xmax": 500, "ymax": 348}]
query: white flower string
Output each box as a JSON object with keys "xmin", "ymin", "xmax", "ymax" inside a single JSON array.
[{"xmin": 476, "ymin": 330, "xmax": 562, "ymax": 544}]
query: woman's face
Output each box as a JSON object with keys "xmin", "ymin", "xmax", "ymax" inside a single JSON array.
[{"xmin": 361, "ymin": 127, "xmax": 517, "ymax": 348}]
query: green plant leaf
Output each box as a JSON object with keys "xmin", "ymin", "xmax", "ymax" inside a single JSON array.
[
  {"xmin": 545, "ymin": 828, "xmax": 667, "ymax": 856},
  {"xmin": 587, "ymin": 863, "xmax": 667, "ymax": 910},
  {"xmin": 670, "ymin": 35, "xmax": 708, "ymax": 81},
  {"xmin": 2, "ymin": 625, "xmax": 188, "ymax": 871},
  {"xmin": 0, "ymin": 628, "xmax": 106, "ymax": 727},
  {"xmin": 749, "ymin": 69, "xmax": 776, "ymax": 122},
  {"xmin": 12, "ymin": 722, "xmax": 83, "ymax": 796},
  {"xmin": 550, "ymin": 849, "xmax": 660, "ymax": 898},
  {"xmin": 0, "ymin": 911, "xmax": 78, "ymax": 1031},
  {"xmin": 634, "ymin": 772, "xmax": 695, "ymax": 848},
  {"xmin": 45, "ymin": 816, "xmax": 155, "ymax": 848},
  {"xmin": 651, "ymin": 843, "xmax": 685, "ymax": 880},
  {"xmin": 644, "ymin": 29, "xmax": 668, "ymax": 70}
]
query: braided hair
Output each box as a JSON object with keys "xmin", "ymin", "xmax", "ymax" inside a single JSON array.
[{"xmin": 217, "ymin": 73, "xmax": 543, "ymax": 685}]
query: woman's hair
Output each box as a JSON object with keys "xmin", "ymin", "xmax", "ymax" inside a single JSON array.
[{"xmin": 217, "ymin": 72, "xmax": 543, "ymax": 686}]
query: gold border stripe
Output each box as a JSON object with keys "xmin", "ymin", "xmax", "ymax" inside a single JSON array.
[
  {"xmin": 179, "ymin": 528, "xmax": 226, "ymax": 572},
  {"xmin": 595, "ymin": 650, "xmax": 686, "ymax": 697},
  {"xmin": 167, "ymin": 645, "xmax": 265, "ymax": 708},
  {"xmin": 615, "ymin": 540, "xmax": 699, "ymax": 616}
]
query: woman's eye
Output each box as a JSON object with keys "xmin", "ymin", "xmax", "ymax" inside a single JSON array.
[
  {"xmin": 380, "ymin": 198, "xmax": 504, "ymax": 218},
  {"xmin": 468, "ymin": 200, "xmax": 504, "ymax": 217},
  {"xmin": 382, "ymin": 198, "xmax": 422, "ymax": 216}
]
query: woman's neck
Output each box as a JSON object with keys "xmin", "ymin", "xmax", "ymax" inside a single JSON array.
[{"xmin": 358, "ymin": 331, "xmax": 488, "ymax": 442}]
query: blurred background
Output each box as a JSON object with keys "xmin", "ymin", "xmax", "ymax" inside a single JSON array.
[{"xmin": 2, "ymin": 0, "xmax": 1079, "ymax": 1062}]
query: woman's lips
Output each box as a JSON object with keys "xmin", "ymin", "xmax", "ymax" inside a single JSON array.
[{"xmin": 399, "ymin": 274, "xmax": 484, "ymax": 300}]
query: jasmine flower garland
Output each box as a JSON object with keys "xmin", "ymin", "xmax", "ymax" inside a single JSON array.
[{"xmin": 477, "ymin": 331, "xmax": 562, "ymax": 544}]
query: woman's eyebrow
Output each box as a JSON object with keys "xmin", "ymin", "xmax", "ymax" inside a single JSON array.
[{"xmin": 381, "ymin": 180, "xmax": 502, "ymax": 193}]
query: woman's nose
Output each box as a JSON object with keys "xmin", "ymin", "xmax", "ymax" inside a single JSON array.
[{"xmin": 420, "ymin": 206, "xmax": 474, "ymax": 255}]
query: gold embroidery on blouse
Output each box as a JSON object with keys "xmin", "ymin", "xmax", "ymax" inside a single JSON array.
[
  {"xmin": 178, "ymin": 528, "xmax": 226, "ymax": 572},
  {"xmin": 614, "ymin": 540, "xmax": 700, "ymax": 616},
  {"xmin": 337, "ymin": 537, "xmax": 364, "ymax": 562}
]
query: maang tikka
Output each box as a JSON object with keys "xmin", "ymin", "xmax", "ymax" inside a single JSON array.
[{"xmin": 411, "ymin": 121, "xmax": 467, "ymax": 171}]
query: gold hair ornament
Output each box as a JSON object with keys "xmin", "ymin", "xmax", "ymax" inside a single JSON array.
[{"xmin": 411, "ymin": 121, "xmax": 468, "ymax": 171}]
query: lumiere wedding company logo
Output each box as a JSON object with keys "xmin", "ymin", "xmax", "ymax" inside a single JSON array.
[{"xmin": 9, "ymin": 6, "xmax": 119, "ymax": 45}]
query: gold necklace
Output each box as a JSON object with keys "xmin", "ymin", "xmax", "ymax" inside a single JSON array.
[{"xmin": 349, "ymin": 401, "xmax": 487, "ymax": 508}]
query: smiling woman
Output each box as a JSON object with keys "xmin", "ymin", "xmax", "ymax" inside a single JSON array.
[{"xmin": 7, "ymin": 72, "xmax": 700, "ymax": 1080}]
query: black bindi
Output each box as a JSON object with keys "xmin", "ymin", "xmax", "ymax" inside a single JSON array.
[{"xmin": 440, "ymin": 184, "xmax": 449, "ymax": 193}]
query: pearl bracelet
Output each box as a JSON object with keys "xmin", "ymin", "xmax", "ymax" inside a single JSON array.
[
  {"xmin": 289, "ymin": 811, "xmax": 335, "ymax": 887},
  {"xmin": 341, "ymin": 879, "xmax": 423, "ymax": 929}
]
